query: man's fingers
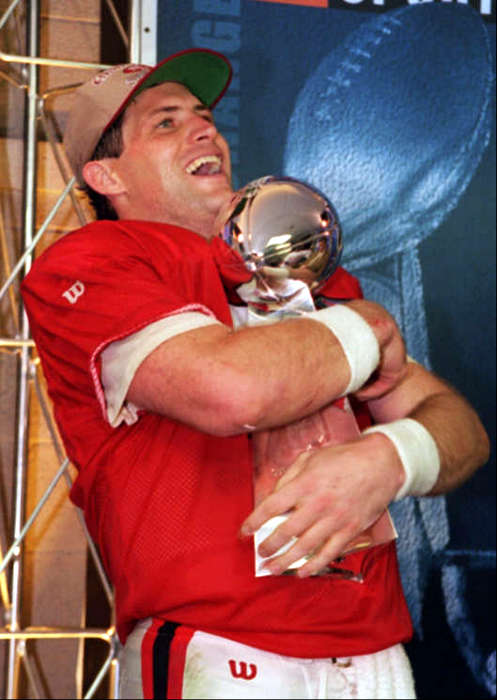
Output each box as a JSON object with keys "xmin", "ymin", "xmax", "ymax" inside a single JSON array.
[
  {"xmin": 355, "ymin": 362, "xmax": 408, "ymax": 401},
  {"xmin": 262, "ymin": 518, "xmax": 355, "ymax": 577},
  {"xmin": 255, "ymin": 504, "xmax": 319, "ymax": 558},
  {"xmin": 273, "ymin": 451, "xmax": 310, "ymax": 490},
  {"xmin": 293, "ymin": 531, "xmax": 358, "ymax": 578},
  {"xmin": 239, "ymin": 485, "xmax": 299, "ymax": 537},
  {"xmin": 241, "ymin": 452, "xmax": 329, "ymax": 537}
]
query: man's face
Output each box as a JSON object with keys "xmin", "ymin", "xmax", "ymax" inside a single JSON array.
[{"xmin": 110, "ymin": 81, "xmax": 233, "ymax": 237}]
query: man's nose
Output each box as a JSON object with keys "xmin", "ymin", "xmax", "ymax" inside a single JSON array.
[{"xmin": 188, "ymin": 113, "xmax": 218, "ymax": 141}]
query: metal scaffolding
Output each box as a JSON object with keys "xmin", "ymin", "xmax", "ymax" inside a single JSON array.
[{"xmin": 0, "ymin": 1, "xmax": 142, "ymax": 696}]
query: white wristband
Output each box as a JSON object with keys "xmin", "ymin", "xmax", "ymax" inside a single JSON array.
[
  {"xmin": 307, "ymin": 304, "xmax": 380, "ymax": 395},
  {"xmin": 363, "ymin": 418, "xmax": 441, "ymax": 500}
]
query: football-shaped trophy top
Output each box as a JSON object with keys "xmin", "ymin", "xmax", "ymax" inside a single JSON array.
[{"xmin": 220, "ymin": 176, "xmax": 343, "ymax": 295}]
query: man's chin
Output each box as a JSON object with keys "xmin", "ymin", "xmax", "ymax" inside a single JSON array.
[
  {"xmin": 197, "ymin": 173, "xmax": 231, "ymax": 193},
  {"xmin": 181, "ymin": 181, "xmax": 233, "ymax": 240},
  {"xmin": 207, "ymin": 187, "xmax": 236, "ymax": 235}
]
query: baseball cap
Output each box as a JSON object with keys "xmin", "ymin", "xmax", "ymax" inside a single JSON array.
[{"xmin": 64, "ymin": 48, "xmax": 232, "ymax": 185}]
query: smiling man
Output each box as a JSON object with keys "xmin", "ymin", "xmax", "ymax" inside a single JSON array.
[
  {"xmin": 21, "ymin": 49, "xmax": 489, "ymax": 699},
  {"xmin": 81, "ymin": 81, "xmax": 232, "ymax": 234}
]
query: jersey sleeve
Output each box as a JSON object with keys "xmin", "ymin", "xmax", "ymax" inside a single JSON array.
[
  {"xmin": 21, "ymin": 225, "xmax": 220, "ymax": 425},
  {"xmin": 315, "ymin": 266, "xmax": 364, "ymax": 304},
  {"xmin": 101, "ymin": 311, "xmax": 222, "ymax": 427}
]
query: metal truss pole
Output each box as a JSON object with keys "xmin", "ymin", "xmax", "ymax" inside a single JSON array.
[
  {"xmin": 129, "ymin": 0, "xmax": 140, "ymax": 63},
  {"xmin": 0, "ymin": 1, "xmax": 144, "ymax": 696},
  {"xmin": 6, "ymin": 1, "xmax": 38, "ymax": 695}
]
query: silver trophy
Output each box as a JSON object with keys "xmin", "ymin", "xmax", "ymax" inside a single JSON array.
[
  {"xmin": 220, "ymin": 175, "xmax": 342, "ymax": 323},
  {"xmin": 220, "ymin": 176, "xmax": 396, "ymax": 579}
]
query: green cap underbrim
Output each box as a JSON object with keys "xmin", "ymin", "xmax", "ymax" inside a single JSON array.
[{"xmin": 135, "ymin": 49, "xmax": 232, "ymax": 108}]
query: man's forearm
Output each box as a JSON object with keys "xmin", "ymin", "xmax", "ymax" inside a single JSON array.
[
  {"xmin": 128, "ymin": 315, "xmax": 351, "ymax": 435},
  {"xmin": 383, "ymin": 390, "xmax": 488, "ymax": 495},
  {"xmin": 366, "ymin": 362, "xmax": 490, "ymax": 495},
  {"xmin": 127, "ymin": 299, "xmax": 406, "ymax": 436}
]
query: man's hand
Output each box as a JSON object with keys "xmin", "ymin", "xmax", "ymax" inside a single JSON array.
[
  {"xmin": 345, "ymin": 300, "xmax": 408, "ymax": 401},
  {"xmin": 240, "ymin": 432, "xmax": 404, "ymax": 577}
]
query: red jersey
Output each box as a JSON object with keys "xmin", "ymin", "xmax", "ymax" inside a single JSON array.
[{"xmin": 21, "ymin": 219, "xmax": 412, "ymax": 656}]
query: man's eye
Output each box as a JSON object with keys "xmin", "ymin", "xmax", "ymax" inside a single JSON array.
[{"xmin": 158, "ymin": 118, "xmax": 173, "ymax": 128}]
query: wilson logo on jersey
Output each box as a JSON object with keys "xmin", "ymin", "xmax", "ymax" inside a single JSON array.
[
  {"xmin": 228, "ymin": 659, "xmax": 257, "ymax": 680},
  {"xmin": 62, "ymin": 281, "xmax": 85, "ymax": 304}
]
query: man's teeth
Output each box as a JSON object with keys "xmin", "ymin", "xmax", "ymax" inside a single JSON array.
[{"xmin": 186, "ymin": 155, "xmax": 222, "ymax": 175}]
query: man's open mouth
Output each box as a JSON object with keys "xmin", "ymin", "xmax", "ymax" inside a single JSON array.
[{"xmin": 186, "ymin": 155, "xmax": 223, "ymax": 176}]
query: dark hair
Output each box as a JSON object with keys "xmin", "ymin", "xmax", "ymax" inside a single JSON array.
[{"xmin": 81, "ymin": 112, "xmax": 125, "ymax": 220}]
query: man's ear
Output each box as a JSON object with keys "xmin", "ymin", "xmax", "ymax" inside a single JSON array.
[{"xmin": 82, "ymin": 159, "xmax": 125, "ymax": 196}]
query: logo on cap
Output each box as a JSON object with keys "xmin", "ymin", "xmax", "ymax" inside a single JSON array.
[{"xmin": 92, "ymin": 64, "xmax": 148, "ymax": 87}]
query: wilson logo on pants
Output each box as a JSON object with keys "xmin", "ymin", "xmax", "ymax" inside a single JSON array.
[{"xmin": 228, "ymin": 659, "xmax": 257, "ymax": 680}]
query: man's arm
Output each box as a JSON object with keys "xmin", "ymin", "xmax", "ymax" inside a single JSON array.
[
  {"xmin": 240, "ymin": 361, "xmax": 489, "ymax": 577},
  {"xmin": 365, "ymin": 360, "xmax": 489, "ymax": 493},
  {"xmin": 127, "ymin": 299, "xmax": 406, "ymax": 436}
]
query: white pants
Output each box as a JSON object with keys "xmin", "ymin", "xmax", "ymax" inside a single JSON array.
[{"xmin": 119, "ymin": 619, "xmax": 416, "ymax": 699}]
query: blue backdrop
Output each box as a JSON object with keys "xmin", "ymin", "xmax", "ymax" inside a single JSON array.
[{"xmin": 156, "ymin": 1, "xmax": 496, "ymax": 696}]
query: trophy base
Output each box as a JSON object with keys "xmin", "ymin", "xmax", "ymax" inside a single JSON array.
[
  {"xmin": 254, "ymin": 514, "xmax": 365, "ymax": 581},
  {"xmin": 253, "ymin": 511, "xmax": 396, "ymax": 582}
]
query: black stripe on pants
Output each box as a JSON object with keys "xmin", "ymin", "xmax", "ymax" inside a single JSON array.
[{"xmin": 153, "ymin": 621, "xmax": 180, "ymax": 699}]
